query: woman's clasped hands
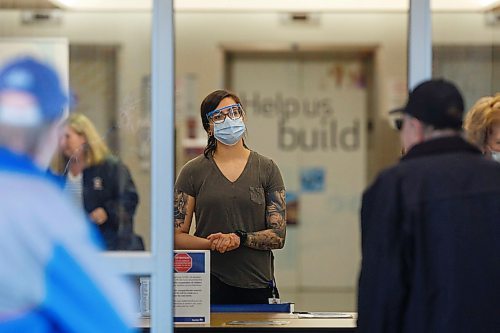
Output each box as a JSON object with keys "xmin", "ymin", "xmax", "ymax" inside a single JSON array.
[{"xmin": 207, "ymin": 232, "xmax": 240, "ymax": 253}]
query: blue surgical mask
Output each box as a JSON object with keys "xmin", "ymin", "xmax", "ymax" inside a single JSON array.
[{"xmin": 214, "ymin": 117, "xmax": 246, "ymax": 146}]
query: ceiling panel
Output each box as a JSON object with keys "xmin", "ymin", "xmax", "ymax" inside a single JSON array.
[{"xmin": 1, "ymin": 0, "xmax": 500, "ymax": 11}]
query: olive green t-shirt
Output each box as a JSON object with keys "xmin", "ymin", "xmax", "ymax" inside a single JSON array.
[{"xmin": 175, "ymin": 151, "xmax": 285, "ymax": 288}]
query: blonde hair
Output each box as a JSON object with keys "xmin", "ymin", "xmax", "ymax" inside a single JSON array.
[
  {"xmin": 463, "ymin": 94, "xmax": 500, "ymax": 150},
  {"xmin": 56, "ymin": 113, "xmax": 110, "ymax": 171}
]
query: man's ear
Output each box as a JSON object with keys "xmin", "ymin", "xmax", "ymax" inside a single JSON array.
[
  {"xmin": 411, "ymin": 118, "xmax": 425, "ymax": 142},
  {"xmin": 410, "ymin": 117, "xmax": 425, "ymax": 143}
]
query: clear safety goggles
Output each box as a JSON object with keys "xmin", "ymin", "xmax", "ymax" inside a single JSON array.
[{"xmin": 206, "ymin": 103, "xmax": 244, "ymax": 124}]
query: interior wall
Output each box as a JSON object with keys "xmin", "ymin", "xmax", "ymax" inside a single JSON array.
[{"xmin": 69, "ymin": 45, "xmax": 119, "ymax": 151}]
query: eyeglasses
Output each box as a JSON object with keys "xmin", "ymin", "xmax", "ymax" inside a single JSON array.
[{"xmin": 206, "ymin": 103, "xmax": 244, "ymax": 124}]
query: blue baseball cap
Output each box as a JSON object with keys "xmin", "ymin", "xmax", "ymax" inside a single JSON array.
[{"xmin": 0, "ymin": 56, "xmax": 68, "ymax": 126}]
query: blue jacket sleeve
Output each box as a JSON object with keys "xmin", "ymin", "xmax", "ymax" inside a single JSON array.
[{"xmin": 41, "ymin": 244, "xmax": 136, "ymax": 333}]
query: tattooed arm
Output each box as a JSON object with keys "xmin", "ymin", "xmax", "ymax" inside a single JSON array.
[
  {"xmin": 245, "ymin": 189, "xmax": 286, "ymax": 250},
  {"xmin": 174, "ymin": 189, "xmax": 212, "ymax": 250}
]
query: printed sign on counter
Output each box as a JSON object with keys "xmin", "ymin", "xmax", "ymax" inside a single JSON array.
[{"xmin": 174, "ymin": 250, "xmax": 210, "ymax": 324}]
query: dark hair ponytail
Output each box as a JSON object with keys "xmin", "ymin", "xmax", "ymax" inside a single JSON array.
[{"xmin": 204, "ymin": 135, "xmax": 217, "ymax": 158}]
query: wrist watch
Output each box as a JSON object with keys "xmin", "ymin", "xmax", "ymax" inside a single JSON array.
[{"xmin": 234, "ymin": 230, "xmax": 248, "ymax": 245}]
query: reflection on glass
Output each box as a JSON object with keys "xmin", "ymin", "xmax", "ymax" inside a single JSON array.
[{"xmin": 0, "ymin": 8, "xmax": 152, "ymax": 251}]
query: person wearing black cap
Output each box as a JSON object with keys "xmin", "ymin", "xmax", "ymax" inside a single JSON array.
[
  {"xmin": 357, "ymin": 79, "xmax": 500, "ymax": 333},
  {"xmin": 0, "ymin": 57, "xmax": 136, "ymax": 332}
]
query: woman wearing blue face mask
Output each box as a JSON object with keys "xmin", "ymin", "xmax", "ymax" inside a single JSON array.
[
  {"xmin": 464, "ymin": 94, "xmax": 500, "ymax": 162},
  {"xmin": 174, "ymin": 90, "xmax": 286, "ymax": 304}
]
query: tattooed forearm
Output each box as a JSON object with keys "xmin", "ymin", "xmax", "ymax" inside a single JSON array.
[
  {"xmin": 246, "ymin": 230, "xmax": 285, "ymax": 250},
  {"xmin": 174, "ymin": 189, "xmax": 188, "ymax": 229},
  {"xmin": 246, "ymin": 189, "xmax": 286, "ymax": 250},
  {"xmin": 266, "ymin": 190, "xmax": 286, "ymax": 237}
]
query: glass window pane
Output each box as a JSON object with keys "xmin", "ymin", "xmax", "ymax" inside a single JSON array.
[
  {"xmin": 175, "ymin": 5, "xmax": 408, "ymax": 311},
  {"xmin": 432, "ymin": 7, "xmax": 499, "ymax": 111},
  {"xmin": 0, "ymin": 7, "xmax": 152, "ymax": 252}
]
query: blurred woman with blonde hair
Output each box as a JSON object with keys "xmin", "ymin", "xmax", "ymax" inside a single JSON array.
[
  {"xmin": 464, "ymin": 94, "xmax": 500, "ymax": 161},
  {"xmin": 57, "ymin": 112, "xmax": 142, "ymax": 250}
]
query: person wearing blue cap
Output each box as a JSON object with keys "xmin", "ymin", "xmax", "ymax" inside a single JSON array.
[
  {"xmin": 0, "ymin": 57, "xmax": 136, "ymax": 332},
  {"xmin": 357, "ymin": 79, "xmax": 500, "ymax": 333}
]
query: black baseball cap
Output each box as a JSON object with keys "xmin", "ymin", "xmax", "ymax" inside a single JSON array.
[{"xmin": 400, "ymin": 79, "xmax": 464, "ymax": 130}]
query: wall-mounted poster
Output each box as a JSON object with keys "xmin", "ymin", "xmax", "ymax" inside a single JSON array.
[{"xmin": 300, "ymin": 168, "xmax": 325, "ymax": 193}]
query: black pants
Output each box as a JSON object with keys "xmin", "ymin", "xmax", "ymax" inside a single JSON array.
[{"xmin": 210, "ymin": 275, "xmax": 279, "ymax": 304}]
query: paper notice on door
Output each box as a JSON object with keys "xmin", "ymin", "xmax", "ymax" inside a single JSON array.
[{"xmin": 174, "ymin": 250, "xmax": 210, "ymax": 324}]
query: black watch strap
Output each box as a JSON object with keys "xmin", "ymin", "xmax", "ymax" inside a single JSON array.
[{"xmin": 234, "ymin": 230, "xmax": 248, "ymax": 245}]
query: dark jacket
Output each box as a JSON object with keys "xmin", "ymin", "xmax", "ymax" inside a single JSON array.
[
  {"xmin": 79, "ymin": 157, "xmax": 141, "ymax": 250},
  {"xmin": 358, "ymin": 136, "xmax": 500, "ymax": 333}
]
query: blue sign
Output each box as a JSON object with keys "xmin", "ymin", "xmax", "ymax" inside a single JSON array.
[{"xmin": 301, "ymin": 168, "xmax": 325, "ymax": 192}]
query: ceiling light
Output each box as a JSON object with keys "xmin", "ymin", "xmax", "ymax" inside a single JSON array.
[
  {"xmin": 48, "ymin": 0, "xmax": 500, "ymax": 12},
  {"xmin": 49, "ymin": 0, "xmax": 151, "ymax": 11}
]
